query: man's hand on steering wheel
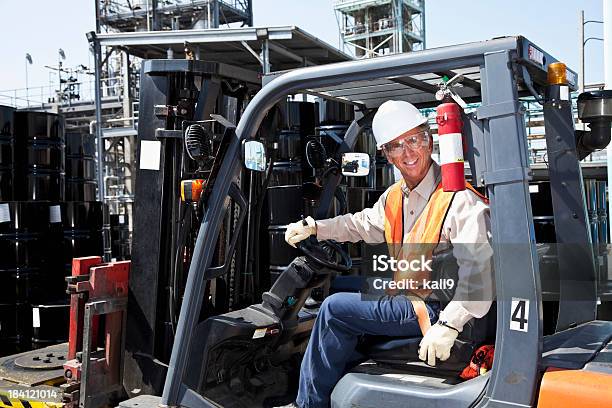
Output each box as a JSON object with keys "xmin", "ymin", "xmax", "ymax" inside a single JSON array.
[
  {"xmin": 285, "ymin": 216, "xmax": 317, "ymax": 248},
  {"xmin": 285, "ymin": 217, "xmax": 351, "ymax": 272}
]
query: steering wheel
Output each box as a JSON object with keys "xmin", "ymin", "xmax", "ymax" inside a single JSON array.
[{"xmin": 296, "ymin": 236, "xmax": 352, "ymax": 272}]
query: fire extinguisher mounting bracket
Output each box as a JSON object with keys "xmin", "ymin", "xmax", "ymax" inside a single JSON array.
[
  {"xmin": 449, "ymin": 92, "xmax": 468, "ymax": 110},
  {"xmin": 436, "ymin": 73, "xmax": 468, "ymax": 109}
]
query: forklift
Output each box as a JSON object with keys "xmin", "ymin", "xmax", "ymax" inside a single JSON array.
[
  {"xmin": 0, "ymin": 36, "xmax": 610, "ymax": 408},
  {"xmin": 115, "ymin": 35, "xmax": 612, "ymax": 408}
]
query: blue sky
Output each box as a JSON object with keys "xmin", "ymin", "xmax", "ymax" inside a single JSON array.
[{"xmin": 0, "ymin": 0, "xmax": 606, "ymax": 94}]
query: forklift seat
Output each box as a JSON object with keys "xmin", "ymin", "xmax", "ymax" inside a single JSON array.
[
  {"xmin": 333, "ymin": 309, "xmax": 495, "ymax": 408},
  {"xmin": 359, "ymin": 304, "xmax": 496, "ymax": 372},
  {"xmin": 331, "ymin": 367, "xmax": 489, "ymax": 408}
]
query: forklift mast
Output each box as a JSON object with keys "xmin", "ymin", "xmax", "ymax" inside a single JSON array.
[{"xmin": 125, "ymin": 60, "xmax": 259, "ymax": 396}]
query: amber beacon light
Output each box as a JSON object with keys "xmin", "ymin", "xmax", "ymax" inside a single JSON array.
[
  {"xmin": 547, "ymin": 62, "xmax": 568, "ymax": 85},
  {"xmin": 180, "ymin": 179, "xmax": 205, "ymax": 203}
]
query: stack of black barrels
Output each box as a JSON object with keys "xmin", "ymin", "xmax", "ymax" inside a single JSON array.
[
  {"xmin": 272, "ymin": 101, "xmax": 315, "ymax": 187},
  {"xmin": 65, "ymin": 131, "xmax": 97, "ymax": 201},
  {"xmin": 266, "ymin": 186, "xmax": 303, "ymax": 283},
  {"xmin": 265, "ymin": 101, "xmax": 316, "ymax": 284},
  {"xmin": 0, "ymin": 106, "xmax": 103, "ymax": 356},
  {"xmin": 0, "ymin": 107, "xmax": 14, "ymax": 201},
  {"xmin": 264, "ymin": 100, "xmax": 360, "ymax": 285},
  {"xmin": 529, "ymin": 179, "xmax": 609, "ymax": 333}
]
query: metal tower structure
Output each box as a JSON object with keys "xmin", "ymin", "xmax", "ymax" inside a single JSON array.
[
  {"xmin": 334, "ymin": 0, "xmax": 425, "ymax": 58},
  {"xmin": 98, "ymin": 0, "xmax": 253, "ymax": 32}
]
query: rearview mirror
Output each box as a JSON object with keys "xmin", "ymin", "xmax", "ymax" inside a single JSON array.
[
  {"xmin": 341, "ymin": 152, "xmax": 370, "ymax": 176},
  {"xmin": 243, "ymin": 140, "xmax": 267, "ymax": 172}
]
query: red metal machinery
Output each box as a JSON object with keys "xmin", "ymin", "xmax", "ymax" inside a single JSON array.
[{"xmin": 61, "ymin": 257, "xmax": 130, "ymax": 408}]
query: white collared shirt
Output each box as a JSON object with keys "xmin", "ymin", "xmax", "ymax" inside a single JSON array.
[{"xmin": 316, "ymin": 161, "xmax": 493, "ymax": 330}]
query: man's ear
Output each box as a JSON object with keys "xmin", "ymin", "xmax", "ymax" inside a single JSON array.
[{"xmin": 382, "ymin": 149, "xmax": 393, "ymax": 163}]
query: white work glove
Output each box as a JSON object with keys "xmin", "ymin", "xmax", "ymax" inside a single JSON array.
[
  {"xmin": 284, "ymin": 216, "xmax": 317, "ymax": 248},
  {"xmin": 418, "ymin": 322, "xmax": 459, "ymax": 366}
]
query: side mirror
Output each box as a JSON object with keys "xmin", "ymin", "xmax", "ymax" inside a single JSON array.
[
  {"xmin": 341, "ymin": 152, "xmax": 370, "ymax": 177},
  {"xmin": 243, "ymin": 140, "xmax": 267, "ymax": 172}
]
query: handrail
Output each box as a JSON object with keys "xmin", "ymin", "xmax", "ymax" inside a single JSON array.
[{"xmin": 0, "ymin": 75, "xmax": 125, "ymax": 109}]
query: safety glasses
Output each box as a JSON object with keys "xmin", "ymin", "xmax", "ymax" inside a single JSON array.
[{"xmin": 382, "ymin": 129, "xmax": 431, "ymax": 158}]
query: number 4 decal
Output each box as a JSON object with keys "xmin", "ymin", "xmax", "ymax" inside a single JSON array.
[{"xmin": 510, "ymin": 298, "xmax": 529, "ymax": 332}]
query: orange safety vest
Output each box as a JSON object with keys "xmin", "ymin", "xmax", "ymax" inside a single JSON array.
[{"xmin": 383, "ymin": 179, "xmax": 487, "ymax": 334}]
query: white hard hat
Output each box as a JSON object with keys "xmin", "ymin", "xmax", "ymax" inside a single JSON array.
[{"xmin": 372, "ymin": 100, "xmax": 428, "ymax": 148}]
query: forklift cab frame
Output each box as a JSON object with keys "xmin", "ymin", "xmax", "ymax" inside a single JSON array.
[{"xmin": 155, "ymin": 36, "xmax": 610, "ymax": 408}]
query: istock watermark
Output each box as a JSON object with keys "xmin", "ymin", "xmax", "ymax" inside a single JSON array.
[
  {"xmin": 371, "ymin": 254, "xmax": 433, "ymax": 272},
  {"xmin": 370, "ymin": 254, "xmax": 456, "ymax": 291}
]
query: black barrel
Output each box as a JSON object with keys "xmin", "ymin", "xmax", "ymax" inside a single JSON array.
[
  {"xmin": 270, "ymin": 162, "xmax": 303, "ymax": 187},
  {"xmin": 65, "ymin": 132, "xmax": 97, "ymax": 201},
  {"xmin": 110, "ymin": 213, "xmax": 130, "ymax": 260},
  {"xmin": 0, "ymin": 202, "xmax": 54, "ymax": 303},
  {"xmin": 277, "ymin": 130, "xmax": 302, "ymax": 161},
  {"xmin": 374, "ymin": 159, "xmax": 395, "ymax": 189},
  {"xmin": 268, "ymin": 227, "xmax": 300, "ymax": 266},
  {"xmin": 31, "ymin": 303, "xmax": 69, "ymax": 349},
  {"xmin": 0, "ymin": 303, "xmax": 30, "ymax": 355},
  {"xmin": 317, "ymin": 99, "xmax": 354, "ymax": 126},
  {"xmin": 529, "ymin": 181, "xmax": 553, "ymax": 217},
  {"xmin": 346, "ymin": 187, "xmax": 385, "ymax": 214},
  {"xmin": 47, "ymin": 203, "xmax": 68, "ymax": 295},
  {"xmin": 14, "ymin": 112, "xmax": 65, "ymax": 201},
  {"xmin": 346, "ymin": 188, "xmax": 386, "ymax": 262},
  {"xmin": 66, "ymin": 131, "xmax": 95, "ymax": 157},
  {"xmin": 267, "ymin": 185, "xmax": 304, "ymax": 225},
  {"xmin": 280, "ymin": 101, "xmax": 317, "ymax": 135},
  {"xmin": 265, "ymin": 185, "xmax": 304, "ymax": 284},
  {"xmin": 529, "ymin": 182, "xmax": 556, "ymax": 243},
  {"xmin": 266, "ymin": 185, "xmax": 303, "ymax": 268},
  {"xmin": 62, "ymin": 202, "xmax": 104, "ymax": 273},
  {"xmin": 0, "ymin": 106, "xmax": 15, "ymax": 201},
  {"xmin": 354, "ymin": 127, "xmax": 377, "ymax": 158}
]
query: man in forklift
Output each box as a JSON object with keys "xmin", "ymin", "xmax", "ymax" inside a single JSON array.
[{"xmin": 281, "ymin": 100, "xmax": 494, "ymax": 408}]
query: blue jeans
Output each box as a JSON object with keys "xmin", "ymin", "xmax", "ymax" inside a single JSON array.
[{"xmin": 296, "ymin": 293, "xmax": 439, "ymax": 408}]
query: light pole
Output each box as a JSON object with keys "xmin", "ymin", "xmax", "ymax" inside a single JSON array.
[
  {"xmin": 579, "ymin": 10, "xmax": 603, "ymax": 94},
  {"xmin": 58, "ymin": 48, "xmax": 66, "ymax": 103},
  {"xmin": 25, "ymin": 53, "xmax": 32, "ymax": 107}
]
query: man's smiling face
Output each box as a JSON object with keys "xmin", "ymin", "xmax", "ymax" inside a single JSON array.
[{"xmin": 383, "ymin": 125, "xmax": 433, "ymax": 189}]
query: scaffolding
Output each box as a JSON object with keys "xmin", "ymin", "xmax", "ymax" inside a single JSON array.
[
  {"xmin": 98, "ymin": 0, "xmax": 253, "ymax": 32},
  {"xmin": 334, "ymin": 0, "xmax": 425, "ymax": 58}
]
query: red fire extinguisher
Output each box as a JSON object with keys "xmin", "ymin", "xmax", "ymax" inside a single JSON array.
[{"xmin": 436, "ymin": 102, "xmax": 465, "ymax": 192}]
